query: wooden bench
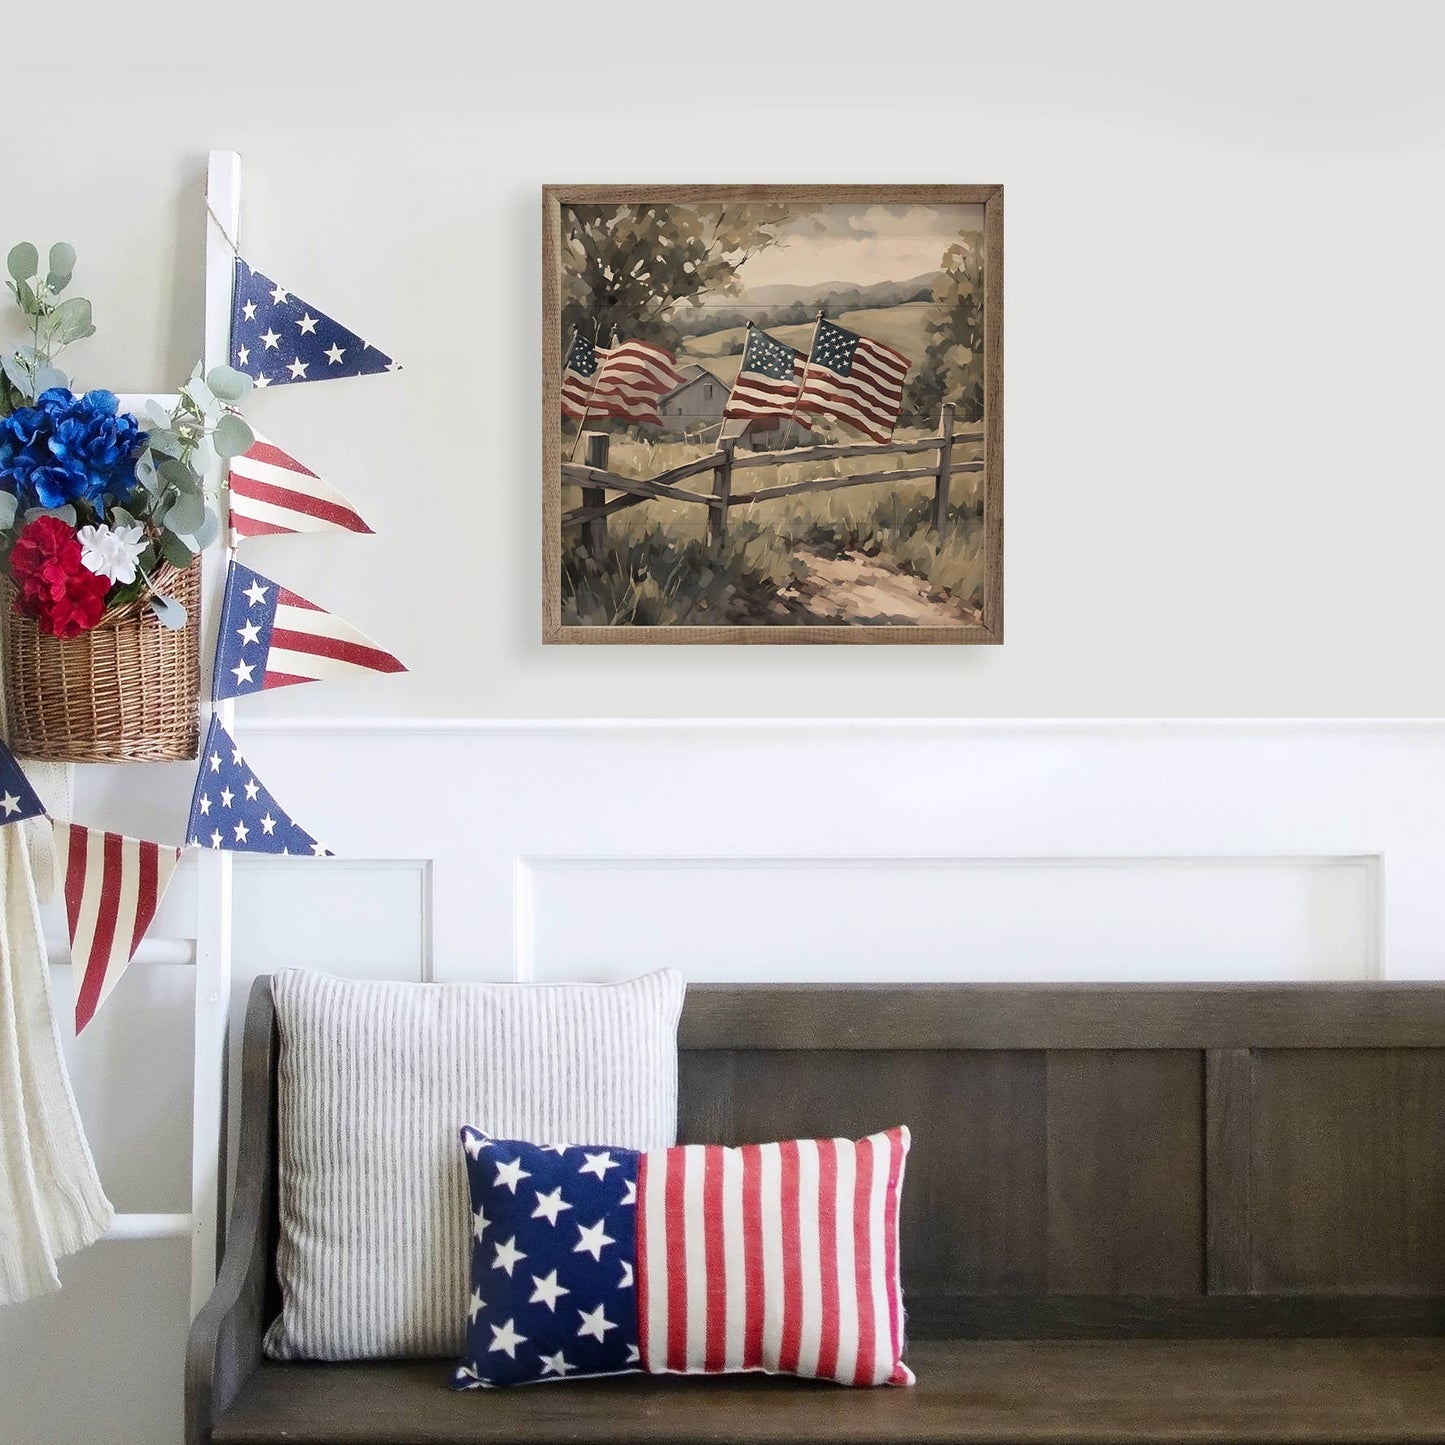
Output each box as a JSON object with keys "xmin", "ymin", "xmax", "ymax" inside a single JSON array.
[{"xmin": 187, "ymin": 976, "xmax": 1445, "ymax": 1443}]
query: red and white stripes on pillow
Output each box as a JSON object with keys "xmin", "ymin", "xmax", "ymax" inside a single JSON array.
[
  {"xmin": 454, "ymin": 1125, "xmax": 912, "ymax": 1390},
  {"xmin": 638, "ymin": 1131, "xmax": 912, "ymax": 1386}
]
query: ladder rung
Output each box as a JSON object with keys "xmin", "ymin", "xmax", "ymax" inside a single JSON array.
[
  {"xmin": 46, "ymin": 937, "xmax": 196, "ymax": 967},
  {"xmin": 103, "ymin": 1212, "xmax": 193, "ymax": 1242}
]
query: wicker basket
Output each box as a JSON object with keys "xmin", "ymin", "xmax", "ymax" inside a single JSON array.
[{"xmin": 1, "ymin": 560, "xmax": 200, "ymax": 762}]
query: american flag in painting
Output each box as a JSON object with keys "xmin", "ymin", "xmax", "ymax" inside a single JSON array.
[
  {"xmin": 53, "ymin": 824, "xmax": 181, "ymax": 1034},
  {"xmin": 228, "ymin": 433, "xmax": 373, "ymax": 542},
  {"xmin": 230, "ymin": 257, "xmax": 400, "ymax": 388},
  {"xmin": 723, "ymin": 326, "xmax": 808, "ymax": 423},
  {"xmin": 0, "ymin": 740, "xmax": 44, "ymax": 828},
  {"xmin": 454, "ymin": 1127, "xmax": 912, "ymax": 1390},
  {"xmin": 213, "ymin": 560, "xmax": 405, "ymax": 701},
  {"xmin": 797, "ymin": 320, "xmax": 910, "ymax": 443},
  {"xmin": 560, "ymin": 334, "xmax": 684, "ymax": 426}
]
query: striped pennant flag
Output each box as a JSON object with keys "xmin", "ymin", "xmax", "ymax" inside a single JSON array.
[
  {"xmin": 53, "ymin": 823, "xmax": 181, "ymax": 1034},
  {"xmin": 212, "ymin": 559, "xmax": 405, "ymax": 701},
  {"xmin": 228, "ymin": 432, "xmax": 373, "ymax": 542}
]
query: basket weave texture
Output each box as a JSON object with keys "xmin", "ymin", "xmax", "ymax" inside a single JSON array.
[{"xmin": 1, "ymin": 560, "xmax": 200, "ymax": 762}]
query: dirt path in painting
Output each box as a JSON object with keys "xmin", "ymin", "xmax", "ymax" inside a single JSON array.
[{"xmin": 773, "ymin": 547, "xmax": 979, "ymax": 625}]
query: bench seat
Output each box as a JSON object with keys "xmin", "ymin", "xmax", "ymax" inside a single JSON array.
[{"xmin": 211, "ymin": 1339, "xmax": 1445, "ymax": 1444}]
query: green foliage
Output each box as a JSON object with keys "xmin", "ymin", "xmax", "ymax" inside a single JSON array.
[
  {"xmin": 903, "ymin": 232, "xmax": 985, "ymax": 426},
  {"xmin": 1, "ymin": 239, "xmax": 93, "ymax": 412},
  {"xmin": 560, "ymin": 203, "xmax": 789, "ymax": 350},
  {"xmin": 0, "ymin": 242, "xmax": 263, "ymax": 624}
]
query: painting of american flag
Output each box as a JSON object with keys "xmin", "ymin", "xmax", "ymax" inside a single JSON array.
[
  {"xmin": 212, "ymin": 560, "xmax": 405, "ymax": 701},
  {"xmin": 454, "ymin": 1126, "xmax": 912, "ymax": 1390},
  {"xmin": 560, "ymin": 335, "xmax": 684, "ymax": 427},
  {"xmin": 228, "ymin": 433, "xmax": 373, "ymax": 542},
  {"xmin": 53, "ymin": 824, "xmax": 182, "ymax": 1034},
  {"xmin": 0, "ymin": 740, "xmax": 44, "ymax": 828},
  {"xmin": 796, "ymin": 319, "xmax": 910, "ymax": 443},
  {"xmin": 722, "ymin": 326, "xmax": 808, "ymax": 423},
  {"xmin": 552, "ymin": 191, "xmax": 999, "ymax": 637},
  {"xmin": 230, "ymin": 258, "xmax": 400, "ymax": 388},
  {"xmin": 186, "ymin": 717, "xmax": 330, "ymax": 857}
]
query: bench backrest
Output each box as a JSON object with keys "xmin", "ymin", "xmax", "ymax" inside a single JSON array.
[{"xmin": 241, "ymin": 978, "xmax": 1445, "ymax": 1339}]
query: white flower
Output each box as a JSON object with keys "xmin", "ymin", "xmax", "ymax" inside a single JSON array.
[{"xmin": 77, "ymin": 522, "xmax": 147, "ymax": 585}]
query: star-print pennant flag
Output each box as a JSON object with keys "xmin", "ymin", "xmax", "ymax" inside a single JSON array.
[
  {"xmin": 213, "ymin": 559, "xmax": 405, "ymax": 702},
  {"xmin": 230, "ymin": 256, "xmax": 401, "ymax": 388},
  {"xmin": 0, "ymin": 740, "xmax": 44, "ymax": 827},
  {"xmin": 52, "ymin": 823, "xmax": 182, "ymax": 1034},
  {"xmin": 228, "ymin": 431, "xmax": 374, "ymax": 542},
  {"xmin": 187, "ymin": 716, "xmax": 331, "ymax": 856}
]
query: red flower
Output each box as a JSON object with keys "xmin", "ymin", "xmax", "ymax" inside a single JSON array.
[{"xmin": 8, "ymin": 515, "xmax": 112, "ymax": 638}]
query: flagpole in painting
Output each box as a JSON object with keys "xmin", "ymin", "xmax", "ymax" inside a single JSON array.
[
  {"xmin": 784, "ymin": 309, "xmax": 826, "ymax": 448},
  {"xmin": 712, "ymin": 320, "xmax": 756, "ymax": 445},
  {"xmin": 566, "ymin": 324, "xmax": 608, "ymax": 464}
]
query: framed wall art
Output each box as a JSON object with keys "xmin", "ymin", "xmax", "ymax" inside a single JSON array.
[{"xmin": 542, "ymin": 185, "xmax": 1002, "ymax": 644}]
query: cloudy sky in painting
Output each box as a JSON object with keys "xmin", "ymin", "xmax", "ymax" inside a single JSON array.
[{"xmin": 734, "ymin": 203, "xmax": 986, "ymax": 291}]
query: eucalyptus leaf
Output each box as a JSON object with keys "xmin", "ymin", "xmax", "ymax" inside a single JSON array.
[
  {"xmin": 160, "ymin": 532, "xmax": 196, "ymax": 569},
  {"xmin": 212, "ymin": 412, "xmax": 254, "ymax": 459},
  {"xmin": 51, "ymin": 296, "xmax": 93, "ymax": 344},
  {"xmin": 13, "ymin": 279, "xmax": 38, "ymax": 316},
  {"xmin": 0, "ymin": 493, "xmax": 17, "ymax": 530},
  {"xmin": 157, "ymin": 457, "xmax": 199, "ymax": 492},
  {"xmin": 206, "ymin": 365, "xmax": 252, "ymax": 402},
  {"xmin": 188, "ymin": 508, "xmax": 221, "ymax": 551},
  {"xmin": 46, "ymin": 242, "xmax": 75, "ymax": 292},
  {"xmin": 165, "ymin": 490, "xmax": 205, "ymax": 535},
  {"xmin": 143, "ymin": 398, "xmax": 175, "ymax": 430},
  {"xmin": 186, "ymin": 375, "xmax": 218, "ymax": 415},
  {"xmin": 109, "ymin": 506, "xmax": 136, "ymax": 529},
  {"xmin": 1, "ymin": 353, "xmax": 33, "ymax": 399},
  {"xmin": 148, "ymin": 593, "xmax": 188, "ymax": 630},
  {"xmin": 148, "ymin": 429, "xmax": 182, "ymax": 459},
  {"xmin": 6, "ymin": 243, "xmax": 37, "ymax": 284},
  {"xmin": 30, "ymin": 365, "xmax": 69, "ymax": 395},
  {"xmin": 40, "ymin": 505, "xmax": 77, "ymax": 526},
  {"xmin": 133, "ymin": 449, "xmax": 159, "ymax": 492}
]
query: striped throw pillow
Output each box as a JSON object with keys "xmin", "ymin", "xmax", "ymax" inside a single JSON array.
[
  {"xmin": 265, "ymin": 968, "xmax": 685, "ymax": 1361},
  {"xmin": 453, "ymin": 1126, "xmax": 912, "ymax": 1389}
]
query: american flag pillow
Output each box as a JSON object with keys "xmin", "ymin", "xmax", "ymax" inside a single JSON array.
[{"xmin": 453, "ymin": 1125, "xmax": 912, "ymax": 1390}]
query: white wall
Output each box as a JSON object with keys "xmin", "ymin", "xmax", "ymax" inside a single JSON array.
[
  {"xmin": 6, "ymin": 2, "xmax": 1445, "ymax": 718},
  {"xmin": 6, "ymin": 3, "xmax": 1445, "ymax": 1443}
]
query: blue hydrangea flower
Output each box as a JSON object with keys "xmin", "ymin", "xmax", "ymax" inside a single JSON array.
[{"xmin": 0, "ymin": 387, "xmax": 145, "ymax": 512}]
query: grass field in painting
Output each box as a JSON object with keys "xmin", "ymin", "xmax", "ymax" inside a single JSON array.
[{"xmin": 560, "ymin": 427, "xmax": 985, "ymax": 628}]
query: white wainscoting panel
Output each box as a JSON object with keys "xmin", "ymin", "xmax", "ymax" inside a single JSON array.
[{"xmin": 521, "ymin": 855, "xmax": 1378, "ymax": 983}]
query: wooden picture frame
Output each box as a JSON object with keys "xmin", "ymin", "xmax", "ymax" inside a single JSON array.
[{"xmin": 543, "ymin": 185, "xmax": 1003, "ymax": 644}]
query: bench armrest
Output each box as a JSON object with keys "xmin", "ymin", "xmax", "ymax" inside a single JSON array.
[{"xmin": 185, "ymin": 976, "xmax": 278, "ymax": 1445}]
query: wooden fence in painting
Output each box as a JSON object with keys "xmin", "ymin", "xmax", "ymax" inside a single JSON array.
[{"xmin": 561, "ymin": 403, "xmax": 982, "ymax": 553}]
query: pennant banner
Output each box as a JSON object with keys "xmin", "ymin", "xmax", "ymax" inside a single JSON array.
[
  {"xmin": 229, "ymin": 432, "xmax": 374, "ymax": 542},
  {"xmin": 187, "ymin": 717, "xmax": 331, "ymax": 857},
  {"xmin": 53, "ymin": 823, "xmax": 182, "ymax": 1034},
  {"xmin": 230, "ymin": 258, "xmax": 400, "ymax": 388},
  {"xmin": 213, "ymin": 560, "xmax": 405, "ymax": 701},
  {"xmin": 0, "ymin": 741, "xmax": 45, "ymax": 827}
]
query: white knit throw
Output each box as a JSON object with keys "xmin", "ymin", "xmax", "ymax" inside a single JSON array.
[{"xmin": 0, "ymin": 818, "xmax": 112, "ymax": 1304}]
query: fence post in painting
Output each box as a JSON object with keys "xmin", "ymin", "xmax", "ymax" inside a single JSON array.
[
  {"xmin": 707, "ymin": 435, "xmax": 735, "ymax": 548},
  {"xmin": 581, "ymin": 431, "xmax": 609, "ymax": 556},
  {"xmin": 931, "ymin": 402, "xmax": 955, "ymax": 534}
]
